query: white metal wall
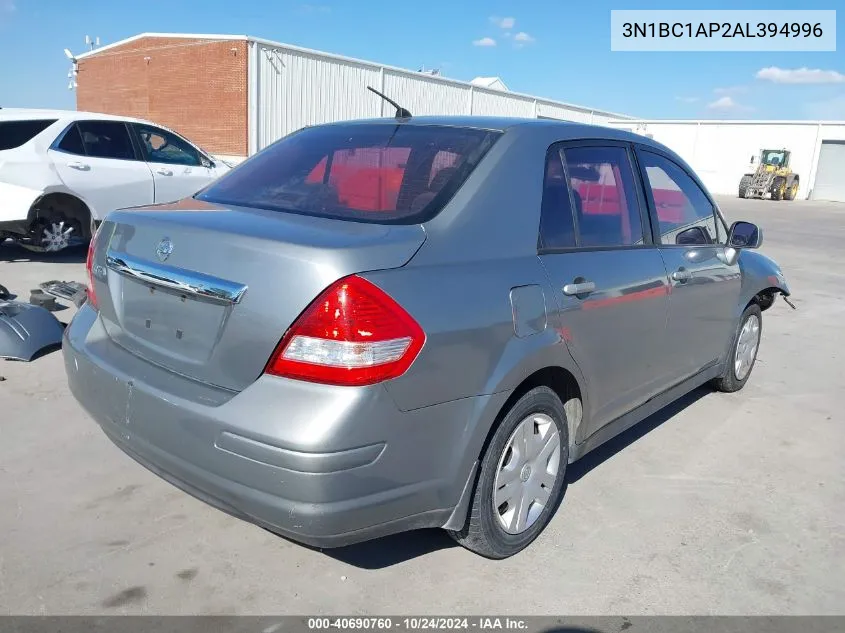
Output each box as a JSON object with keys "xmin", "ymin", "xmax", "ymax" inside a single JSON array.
[
  {"xmin": 609, "ymin": 121, "xmax": 845, "ymax": 200},
  {"xmin": 251, "ymin": 39, "xmax": 628, "ymax": 151},
  {"xmin": 254, "ymin": 44, "xmax": 382, "ymax": 150},
  {"xmin": 811, "ymin": 141, "xmax": 845, "ymax": 202}
]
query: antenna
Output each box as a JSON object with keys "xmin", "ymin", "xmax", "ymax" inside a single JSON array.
[
  {"xmin": 63, "ymin": 48, "xmax": 75, "ymax": 60},
  {"xmin": 366, "ymin": 86, "xmax": 412, "ymax": 119}
]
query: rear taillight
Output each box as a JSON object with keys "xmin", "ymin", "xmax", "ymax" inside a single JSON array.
[
  {"xmin": 85, "ymin": 227, "xmax": 99, "ymax": 309},
  {"xmin": 265, "ymin": 275, "xmax": 425, "ymax": 386}
]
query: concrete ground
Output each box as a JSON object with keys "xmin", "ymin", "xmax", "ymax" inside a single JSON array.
[{"xmin": 1, "ymin": 197, "xmax": 842, "ymax": 615}]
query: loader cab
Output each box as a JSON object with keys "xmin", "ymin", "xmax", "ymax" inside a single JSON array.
[{"xmin": 760, "ymin": 149, "xmax": 790, "ymax": 169}]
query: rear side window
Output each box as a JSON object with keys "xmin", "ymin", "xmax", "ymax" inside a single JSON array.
[
  {"xmin": 76, "ymin": 121, "xmax": 135, "ymax": 160},
  {"xmin": 564, "ymin": 146, "xmax": 645, "ymax": 248},
  {"xmin": 539, "ymin": 150, "xmax": 576, "ymax": 249},
  {"xmin": 638, "ymin": 151, "xmax": 721, "ymax": 245},
  {"xmin": 56, "ymin": 124, "xmax": 86, "ymax": 155},
  {"xmin": 197, "ymin": 124, "xmax": 500, "ymax": 223},
  {"xmin": 0, "ymin": 119, "xmax": 56, "ymax": 150}
]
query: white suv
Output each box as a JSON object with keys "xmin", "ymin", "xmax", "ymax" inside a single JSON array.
[{"xmin": 0, "ymin": 109, "xmax": 230, "ymax": 252}]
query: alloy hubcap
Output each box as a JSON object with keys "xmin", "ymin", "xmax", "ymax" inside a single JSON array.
[
  {"xmin": 41, "ymin": 221, "xmax": 74, "ymax": 252},
  {"xmin": 493, "ymin": 413, "xmax": 561, "ymax": 535},
  {"xmin": 734, "ymin": 314, "xmax": 761, "ymax": 381}
]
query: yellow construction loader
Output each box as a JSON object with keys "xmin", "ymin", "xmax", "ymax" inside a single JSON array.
[{"xmin": 738, "ymin": 149, "xmax": 800, "ymax": 201}]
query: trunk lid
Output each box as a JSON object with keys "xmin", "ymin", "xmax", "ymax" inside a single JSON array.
[{"xmin": 94, "ymin": 199, "xmax": 426, "ymax": 392}]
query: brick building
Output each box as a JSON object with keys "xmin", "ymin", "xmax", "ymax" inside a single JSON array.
[
  {"xmin": 75, "ymin": 33, "xmax": 631, "ymax": 162},
  {"xmin": 77, "ymin": 34, "xmax": 249, "ymax": 160}
]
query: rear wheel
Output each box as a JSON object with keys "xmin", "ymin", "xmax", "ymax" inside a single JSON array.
[
  {"xmin": 738, "ymin": 175, "xmax": 752, "ymax": 198},
  {"xmin": 32, "ymin": 217, "xmax": 77, "ymax": 252},
  {"xmin": 785, "ymin": 180, "xmax": 799, "ymax": 201},
  {"xmin": 711, "ymin": 304, "xmax": 762, "ymax": 393},
  {"xmin": 21, "ymin": 194, "xmax": 90, "ymax": 253},
  {"xmin": 448, "ymin": 386, "xmax": 569, "ymax": 558}
]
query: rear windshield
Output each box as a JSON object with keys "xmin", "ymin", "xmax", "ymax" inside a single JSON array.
[
  {"xmin": 196, "ymin": 123, "xmax": 501, "ymax": 223},
  {"xmin": 0, "ymin": 119, "xmax": 57, "ymax": 150}
]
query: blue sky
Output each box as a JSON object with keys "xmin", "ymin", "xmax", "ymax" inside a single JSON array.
[{"xmin": 0, "ymin": 0, "xmax": 843, "ymax": 119}]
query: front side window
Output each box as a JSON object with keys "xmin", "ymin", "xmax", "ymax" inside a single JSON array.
[
  {"xmin": 76, "ymin": 121, "xmax": 135, "ymax": 160},
  {"xmin": 134, "ymin": 124, "xmax": 201, "ymax": 166},
  {"xmin": 197, "ymin": 124, "xmax": 500, "ymax": 223},
  {"xmin": 563, "ymin": 145, "xmax": 645, "ymax": 247},
  {"xmin": 0, "ymin": 119, "xmax": 56, "ymax": 150},
  {"xmin": 639, "ymin": 150, "xmax": 721, "ymax": 246}
]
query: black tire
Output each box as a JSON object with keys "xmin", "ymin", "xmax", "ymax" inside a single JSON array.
[
  {"xmin": 738, "ymin": 175, "xmax": 752, "ymax": 198},
  {"xmin": 771, "ymin": 177, "xmax": 786, "ymax": 201},
  {"xmin": 711, "ymin": 304, "xmax": 763, "ymax": 393},
  {"xmin": 448, "ymin": 386, "xmax": 569, "ymax": 559},
  {"xmin": 784, "ymin": 180, "xmax": 799, "ymax": 201}
]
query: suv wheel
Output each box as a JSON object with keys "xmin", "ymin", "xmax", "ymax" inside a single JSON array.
[
  {"xmin": 712, "ymin": 304, "xmax": 762, "ymax": 393},
  {"xmin": 448, "ymin": 386, "xmax": 569, "ymax": 558}
]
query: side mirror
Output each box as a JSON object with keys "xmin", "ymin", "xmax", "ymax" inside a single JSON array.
[
  {"xmin": 728, "ymin": 221, "xmax": 762, "ymax": 249},
  {"xmin": 750, "ymin": 155, "xmax": 755, "ymax": 164},
  {"xmin": 200, "ymin": 156, "xmax": 214, "ymax": 169},
  {"xmin": 676, "ymin": 226, "xmax": 712, "ymax": 246}
]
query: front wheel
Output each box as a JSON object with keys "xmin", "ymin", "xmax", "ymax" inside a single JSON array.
[
  {"xmin": 448, "ymin": 386, "xmax": 569, "ymax": 558},
  {"xmin": 711, "ymin": 304, "xmax": 763, "ymax": 393}
]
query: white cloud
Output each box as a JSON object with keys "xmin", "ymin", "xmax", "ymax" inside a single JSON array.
[
  {"xmin": 473, "ymin": 37, "xmax": 497, "ymax": 47},
  {"xmin": 298, "ymin": 3, "xmax": 331, "ymax": 14},
  {"xmin": 675, "ymin": 96, "xmax": 699, "ymax": 104},
  {"xmin": 514, "ymin": 32, "xmax": 535, "ymax": 43},
  {"xmin": 490, "ymin": 16, "xmax": 515, "ymax": 29},
  {"xmin": 706, "ymin": 96, "xmax": 754, "ymax": 112},
  {"xmin": 803, "ymin": 94, "xmax": 845, "ymax": 119},
  {"xmin": 714, "ymin": 85, "xmax": 747, "ymax": 95},
  {"xmin": 756, "ymin": 66, "xmax": 845, "ymax": 84}
]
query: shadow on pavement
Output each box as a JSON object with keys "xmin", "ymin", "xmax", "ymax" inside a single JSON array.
[
  {"xmin": 566, "ymin": 386, "xmax": 710, "ymax": 484},
  {"xmin": 0, "ymin": 240, "xmax": 87, "ymax": 264},
  {"xmin": 311, "ymin": 386, "xmax": 712, "ymax": 569},
  {"xmin": 317, "ymin": 528, "xmax": 457, "ymax": 569}
]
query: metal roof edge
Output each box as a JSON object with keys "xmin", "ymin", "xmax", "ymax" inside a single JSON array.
[
  {"xmin": 248, "ymin": 35, "xmax": 633, "ymax": 120},
  {"xmin": 74, "ymin": 32, "xmax": 632, "ymax": 120},
  {"xmin": 608, "ymin": 119, "xmax": 845, "ymax": 125},
  {"xmin": 74, "ymin": 33, "xmax": 248, "ymax": 59}
]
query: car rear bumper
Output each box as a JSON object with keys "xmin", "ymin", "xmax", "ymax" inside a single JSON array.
[{"xmin": 63, "ymin": 305, "xmax": 506, "ymax": 547}]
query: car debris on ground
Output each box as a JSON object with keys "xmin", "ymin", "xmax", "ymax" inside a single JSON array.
[{"xmin": 0, "ymin": 299, "xmax": 65, "ymax": 361}]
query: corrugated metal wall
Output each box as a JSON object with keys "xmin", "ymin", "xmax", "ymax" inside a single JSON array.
[
  {"xmin": 607, "ymin": 121, "xmax": 845, "ymax": 200},
  {"xmin": 255, "ymin": 45, "xmax": 382, "ymax": 149},
  {"xmin": 252, "ymin": 39, "xmax": 628, "ymax": 151},
  {"xmin": 382, "ymin": 72, "xmax": 470, "ymax": 117}
]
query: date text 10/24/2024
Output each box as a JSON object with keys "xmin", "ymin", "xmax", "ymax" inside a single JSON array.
[{"xmin": 307, "ymin": 618, "xmax": 528, "ymax": 631}]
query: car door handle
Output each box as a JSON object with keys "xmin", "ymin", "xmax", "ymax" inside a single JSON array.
[
  {"xmin": 156, "ymin": 168, "xmax": 173, "ymax": 176},
  {"xmin": 67, "ymin": 161, "xmax": 90, "ymax": 171},
  {"xmin": 563, "ymin": 281, "xmax": 596, "ymax": 296},
  {"xmin": 671, "ymin": 268, "xmax": 691, "ymax": 282}
]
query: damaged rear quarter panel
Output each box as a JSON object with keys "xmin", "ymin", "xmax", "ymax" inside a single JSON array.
[{"xmin": 0, "ymin": 152, "xmax": 68, "ymax": 223}]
